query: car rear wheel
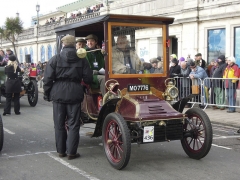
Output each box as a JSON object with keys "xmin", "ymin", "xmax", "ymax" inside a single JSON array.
[
  {"xmin": 102, "ymin": 112, "xmax": 131, "ymax": 170},
  {"xmin": 0, "ymin": 115, "xmax": 4, "ymax": 151},
  {"xmin": 28, "ymin": 80, "xmax": 38, "ymax": 107},
  {"xmin": 181, "ymin": 107, "xmax": 212, "ymax": 159}
]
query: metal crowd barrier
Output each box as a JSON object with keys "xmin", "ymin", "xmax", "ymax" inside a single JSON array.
[{"xmin": 173, "ymin": 77, "xmax": 240, "ymax": 110}]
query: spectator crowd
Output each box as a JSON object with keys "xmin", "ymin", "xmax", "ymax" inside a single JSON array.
[{"xmin": 168, "ymin": 53, "xmax": 240, "ymax": 113}]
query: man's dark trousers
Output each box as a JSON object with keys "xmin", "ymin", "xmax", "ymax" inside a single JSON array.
[{"xmin": 53, "ymin": 102, "xmax": 81, "ymax": 155}]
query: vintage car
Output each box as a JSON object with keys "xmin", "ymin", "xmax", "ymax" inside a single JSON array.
[
  {"xmin": 0, "ymin": 66, "xmax": 38, "ymax": 107},
  {"xmin": 0, "ymin": 115, "xmax": 3, "ymax": 151},
  {"xmin": 55, "ymin": 14, "xmax": 212, "ymax": 170}
]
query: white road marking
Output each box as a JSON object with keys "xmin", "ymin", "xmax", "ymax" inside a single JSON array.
[
  {"xmin": 3, "ymin": 127, "xmax": 15, "ymax": 134},
  {"xmin": 212, "ymin": 144, "xmax": 232, "ymax": 150},
  {"xmin": 48, "ymin": 153, "xmax": 100, "ymax": 180},
  {"xmin": 0, "ymin": 151, "xmax": 56, "ymax": 158},
  {"xmin": 213, "ymin": 135, "xmax": 240, "ymax": 140}
]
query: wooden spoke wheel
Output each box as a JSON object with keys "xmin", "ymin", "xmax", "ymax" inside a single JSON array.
[
  {"xmin": 102, "ymin": 112, "xmax": 131, "ymax": 170},
  {"xmin": 181, "ymin": 107, "xmax": 212, "ymax": 159}
]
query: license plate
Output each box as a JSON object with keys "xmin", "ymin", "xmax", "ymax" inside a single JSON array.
[
  {"xmin": 143, "ymin": 126, "xmax": 154, "ymax": 142},
  {"xmin": 127, "ymin": 84, "xmax": 150, "ymax": 92}
]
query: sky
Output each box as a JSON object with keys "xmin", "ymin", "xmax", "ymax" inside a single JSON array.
[{"xmin": 0, "ymin": 0, "xmax": 77, "ymax": 28}]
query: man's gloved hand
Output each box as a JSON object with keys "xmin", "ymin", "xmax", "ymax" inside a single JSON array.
[
  {"xmin": 101, "ymin": 49, "xmax": 106, "ymax": 55},
  {"xmin": 43, "ymin": 93, "xmax": 51, "ymax": 102},
  {"xmin": 172, "ymin": 73, "xmax": 179, "ymax": 77},
  {"xmin": 93, "ymin": 70, "xmax": 99, "ymax": 75}
]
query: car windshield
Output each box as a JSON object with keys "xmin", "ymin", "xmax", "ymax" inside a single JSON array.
[{"xmin": 109, "ymin": 23, "xmax": 165, "ymax": 78}]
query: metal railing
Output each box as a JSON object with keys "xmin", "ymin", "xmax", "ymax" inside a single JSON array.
[{"xmin": 173, "ymin": 77, "xmax": 240, "ymax": 110}]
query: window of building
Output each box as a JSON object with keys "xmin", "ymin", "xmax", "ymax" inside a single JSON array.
[
  {"xmin": 29, "ymin": 47, "xmax": 33, "ymax": 63},
  {"xmin": 54, "ymin": 44, "xmax": 57, "ymax": 55},
  {"xmin": 207, "ymin": 28, "xmax": 226, "ymax": 63},
  {"xmin": 24, "ymin": 47, "xmax": 28, "ymax": 55},
  {"xmin": 47, "ymin": 44, "xmax": 52, "ymax": 60},
  {"xmin": 234, "ymin": 27, "xmax": 240, "ymax": 66},
  {"xmin": 41, "ymin": 46, "xmax": 45, "ymax": 63},
  {"xmin": 19, "ymin": 48, "xmax": 23, "ymax": 63}
]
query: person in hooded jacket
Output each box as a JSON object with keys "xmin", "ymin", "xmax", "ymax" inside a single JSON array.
[
  {"xmin": 212, "ymin": 55, "xmax": 227, "ymax": 110},
  {"xmin": 223, "ymin": 56, "xmax": 239, "ymax": 113},
  {"xmin": 3, "ymin": 55, "xmax": 22, "ymax": 116},
  {"xmin": 43, "ymin": 35, "xmax": 93, "ymax": 160}
]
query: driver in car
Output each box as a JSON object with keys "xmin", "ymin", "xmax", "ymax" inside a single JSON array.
[{"xmin": 112, "ymin": 35, "xmax": 143, "ymax": 74}]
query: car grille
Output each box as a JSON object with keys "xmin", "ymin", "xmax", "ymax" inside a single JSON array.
[{"xmin": 154, "ymin": 119, "xmax": 183, "ymax": 141}]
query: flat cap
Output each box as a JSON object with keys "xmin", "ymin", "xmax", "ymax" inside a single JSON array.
[
  {"xmin": 149, "ymin": 58, "xmax": 159, "ymax": 64},
  {"xmin": 6, "ymin": 48, "xmax": 12, "ymax": 51},
  {"xmin": 8, "ymin": 55, "xmax": 17, "ymax": 61},
  {"xmin": 195, "ymin": 53, "xmax": 202, "ymax": 56},
  {"xmin": 85, "ymin": 34, "xmax": 98, "ymax": 42},
  {"xmin": 76, "ymin": 38, "xmax": 87, "ymax": 43},
  {"xmin": 61, "ymin": 35, "xmax": 76, "ymax": 45}
]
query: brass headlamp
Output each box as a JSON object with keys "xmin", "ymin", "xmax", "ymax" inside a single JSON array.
[{"xmin": 163, "ymin": 78, "xmax": 178, "ymax": 101}]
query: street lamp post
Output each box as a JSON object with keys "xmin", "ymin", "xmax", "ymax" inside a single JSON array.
[
  {"xmin": 36, "ymin": 4, "xmax": 40, "ymax": 63},
  {"xmin": 36, "ymin": 4, "xmax": 40, "ymax": 26}
]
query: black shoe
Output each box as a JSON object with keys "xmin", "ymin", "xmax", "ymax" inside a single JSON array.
[
  {"xmin": 15, "ymin": 112, "xmax": 21, "ymax": 115},
  {"xmin": 58, "ymin": 153, "xmax": 67, "ymax": 158},
  {"xmin": 67, "ymin": 153, "xmax": 80, "ymax": 160},
  {"xmin": 3, "ymin": 112, "xmax": 11, "ymax": 116}
]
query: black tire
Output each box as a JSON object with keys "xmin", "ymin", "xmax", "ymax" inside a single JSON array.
[
  {"xmin": 0, "ymin": 115, "xmax": 4, "ymax": 151},
  {"xmin": 181, "ymin": 107, "xmax": 212, "ymax": 159},
  {"xmin": 102, "ymin": 112, "xmax": 131, "ymax": 170},
  {"xmin": 27, "ymin": 80, "xmax": 38, "ymax": 107}
]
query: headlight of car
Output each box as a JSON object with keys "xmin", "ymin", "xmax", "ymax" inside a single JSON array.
[
  {"xmin": 163, "ymin": 78, "xmax": 179, "ymax": 101},
  {"xmin": 167, "ymin": 86, "xmax": 178, "ymax": 99}
]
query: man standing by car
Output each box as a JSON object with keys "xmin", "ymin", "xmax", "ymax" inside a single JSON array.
[{"xmin": 43, "ymin": 35, "xmax": 92, "ymax": 160}]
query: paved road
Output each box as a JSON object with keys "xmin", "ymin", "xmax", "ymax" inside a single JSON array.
[{"xmin": 0, "ymin": 93, "xmax": 240, "ymax": 180}]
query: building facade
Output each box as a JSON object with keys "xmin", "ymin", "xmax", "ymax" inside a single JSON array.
[{"xmin": 1, "ymin": 0, "xmax": 240, "ymax": 65}]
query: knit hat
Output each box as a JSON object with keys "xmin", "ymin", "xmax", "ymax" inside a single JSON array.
[
  {"xmin": 85, "ymin": 34, "xmax": 98, "ymax": 42},
  {"xmin": 170, "ymin": 54, "xmax": 177, "ymax": 59},
  {"xmin": 61, "ymin": 35, "xmax": 76, "ymax": 46},
  {"xmin": 8, "ymin": 55, "xmax": 17, "ymax": 61},
  {"xmin": 189, "ymin": 61, "xmax": 196, "ymax": 68},
  {"xmin": 171, "ymin": 58, "xmax": 178, "ymax": 65},
  {"xmin": 157, "ymin": 56, "xmax": 161, "ymax": 61},
  {"xmin": 179, "ymin": 57, "xmax": 185, "ymax": 61},
  {"xmin": 218, "ymin": 55, "xmax": 225, "ymax": 62}
]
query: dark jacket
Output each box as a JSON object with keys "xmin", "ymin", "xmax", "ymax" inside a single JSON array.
[
  {"xmin": 85, "ymin": 48, "xmax": 104, "ymax": 89},
  {"xmin": 196, "ymin": 59, "xmax": 206, "ymax": 69},
  {"xmin": 212, "ymin": 59, "xmax": 227, "ymax": 87},
  {"xmin": 43, "ymin": 45, "xmax": 93, "ymax": 104},
  {"xmin": 179, "ymin": 67, "xmax": 191, "ymax": 87},
  {"xmin": 169, "ymin": 64, "xmax": 181, "ymax": 78},
  {"xmin": 5, "ymin": 65, "xmax": 22, "ymax": 93}
]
